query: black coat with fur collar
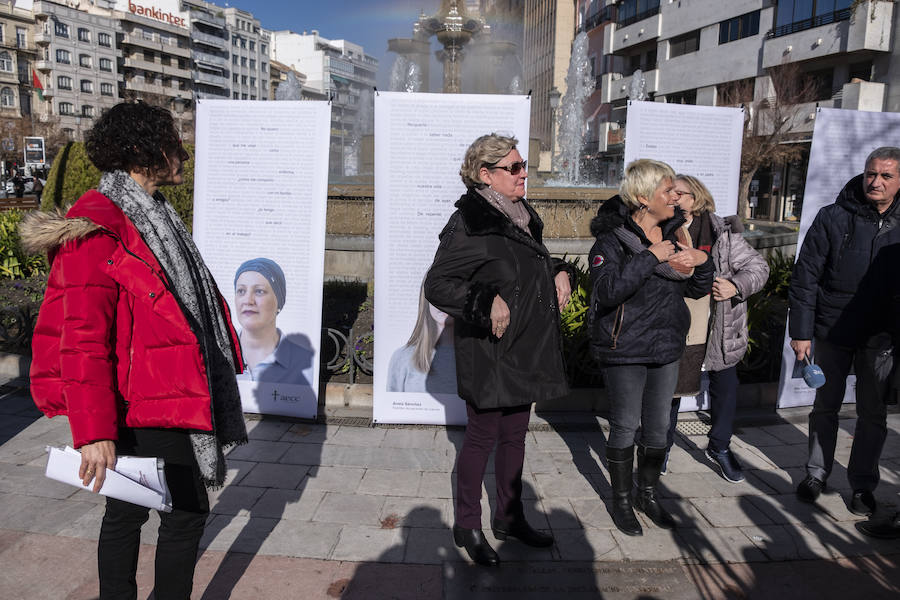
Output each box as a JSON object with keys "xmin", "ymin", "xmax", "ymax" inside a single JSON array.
[
  {"xmin": 588, "ymin": 195, "xmax": 713, "ymax": 366},
  {"xmin": 424, "ymin": 188, "xmax": 572, "ymax": 408}
]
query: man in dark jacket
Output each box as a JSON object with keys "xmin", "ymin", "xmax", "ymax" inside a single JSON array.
[{"xmin": 789, "ymin": 146, "xmax": 900, "ymax": 516}]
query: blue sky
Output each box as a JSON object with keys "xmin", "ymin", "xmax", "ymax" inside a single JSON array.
[{"xmin": 235, "ymin": 0, "xmax": 430, "ymax": 89}]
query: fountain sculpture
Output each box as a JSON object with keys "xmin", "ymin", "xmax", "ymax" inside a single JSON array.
[
  {"xmin": 388, "ymin": 1, "xmax": 518, "ymax": 94},
  {"xmin": 553, "ymin": 32, "xmax": 595, "ymax": 185}
]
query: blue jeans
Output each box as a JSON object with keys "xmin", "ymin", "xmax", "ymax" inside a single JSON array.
[{"xmin": 604, "ymin": 361, "xmax": 680, "ymax": 449}]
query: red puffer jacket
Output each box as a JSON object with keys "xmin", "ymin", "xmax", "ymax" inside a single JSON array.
[{"xmin": 22, "ymin": 190, "xmax": 243, "ymax": 448}]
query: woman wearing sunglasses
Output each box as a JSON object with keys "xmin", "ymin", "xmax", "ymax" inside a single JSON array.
[{"xmin": 425, "ymin": 133, "xmax": 574, "ymax": 566}]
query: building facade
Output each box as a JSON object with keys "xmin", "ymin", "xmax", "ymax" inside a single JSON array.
[
  {"xmin": 224, "ymin": 7, "xmax": 268, "ymax": 101},
  {"xmin": 522, "ymin": 0, "xmax": 575, "ymax": 170},
  {"xmin": 32, "ymin": 0, "xmax": 120, "ymax": 140},
  {"xmin": 0, "ymin": 1, "xmax": 36, "ymax": 122},
  {"xmin": 184, "ymin": 0, "xmax": 229, "ymax": 101},
  {"xmin": 271, "ymin": 30, "xmax": 377, "ymax": 176},
  {"xmin": 591, "ymin": 0, "xmax": 896, "ymax": 221}
]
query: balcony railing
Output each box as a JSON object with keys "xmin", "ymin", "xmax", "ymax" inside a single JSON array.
[
  {"xmin": 617, "ymin": 6, "xmax": 660, "ymax": 29},
  {"xmin": 767, "ymin": 8, "xmax": 852, "ymax": 38},
  {"xmin": 579, "ymin": 6, "xmax": 615, "ymax": 33}
]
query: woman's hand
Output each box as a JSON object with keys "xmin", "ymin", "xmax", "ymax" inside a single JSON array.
[
  {"xmin": 712, "ymin": 277, "xmax": 739, "ymax": 301},
  {"xmin": 648, "ymin": 240, "xmax": 676, "ymax": 262},
  {"xmin": 490, "ymin": 294, "xmax": 510, "ymax": 338},
  {"xmin": 554, "ymin": 271, "xmax": 572, "ymax": 311},
  {"xmin": 79, "ymin": 440, "xmax": 117, "ymax": 493},
  {"xmin": 672, "ymin": 243, "xmax": 709, "ymax": 267}
]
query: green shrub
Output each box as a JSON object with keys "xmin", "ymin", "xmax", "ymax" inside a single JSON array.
[
  {"xmin": 0, "ymin": 210, "xmax": 47, "ymax": 279},
  {"xmin": 40, "ymin": 142, "xmax": 196, "ymax": 231},
  {"xmin": 559, "ymin": 256, "xmax": 603, "ymax": 386},
  {"xmin": 41, "ymin": 142, "xmax": 101, "ymax": 211}
]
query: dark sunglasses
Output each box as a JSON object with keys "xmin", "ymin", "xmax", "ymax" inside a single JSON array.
[{"xmin": 488, "ymin": 160, "xmax": 527, "ymax": 175}]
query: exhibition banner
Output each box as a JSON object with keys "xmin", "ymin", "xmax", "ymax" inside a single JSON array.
[
  {"xmin": 193, "ymin": 100, "xmax": 330, "ymax": 419},
  {"xmin": 624, "ymin": 100, "xmax": 744, "ymax": 216},
  {"xmin": 373, "ymin": 92, "xmax": 531, "ymax": 425},
  {"xmin": 776, "ymin": 107, "xmax": 900, "ymax": 408},
  {"xmin": 624, "ymin": 100, "xmax": 744, "ymax": 411}
]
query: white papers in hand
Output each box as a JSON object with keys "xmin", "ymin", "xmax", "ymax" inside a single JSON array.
[{"xmin": 44, "ymin": 446, "xmax": 173, "ymax": 512}]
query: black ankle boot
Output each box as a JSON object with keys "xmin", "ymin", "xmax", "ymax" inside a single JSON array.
[
  {"xmin": 634, "ymin": 445, "xmax": 676, "ymax": 530},
  {"xmin": 453, "ymin": 525, "xmax": 500, "ymax": 566},
  {"xmin": 492, "ymin": 517, "xmax": 554, "ymax": 547},
  {"xmin": 606, "ymin": 445, "xmax": 642, "ymax": 536}
]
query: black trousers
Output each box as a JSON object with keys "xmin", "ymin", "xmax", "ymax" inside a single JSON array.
[{"xmin": 98, "ymin": 428, "xmax": 209, "ymax": 600}]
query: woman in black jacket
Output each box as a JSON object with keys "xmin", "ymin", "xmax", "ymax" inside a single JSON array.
[
  {"xmin": 589, "ymin": 159, "xmax": 713, "ymax": 536},
  {"xmin": 425, "ymin": 133, "xmax": 573, "ymax": 567}
]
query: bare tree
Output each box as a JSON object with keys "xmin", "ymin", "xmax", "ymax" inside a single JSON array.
[
  {"xmin": 720, "ymin": 62, "xmax": 819, "ymax": 218},
  {"xmin": 0, "ymin": 115, "xmax": 69, "ymax": 172}
]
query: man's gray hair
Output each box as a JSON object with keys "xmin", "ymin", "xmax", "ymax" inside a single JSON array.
[{"xmin": 865, "ymin": 146, "xmax": 900, "ymax": 170}]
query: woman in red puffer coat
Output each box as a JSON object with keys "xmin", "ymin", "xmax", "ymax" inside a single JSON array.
[{"xmin": 21, "ymin": 102, "xmax": 246, "ymax": 600}]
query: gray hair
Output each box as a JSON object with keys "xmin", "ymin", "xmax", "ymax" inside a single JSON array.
[
  {"xmin": 865, "ymin": 147, "xmax": 900, "ymax": 171},
  {"xmin": 460, "ymin": 133, "xmax": 518, "ymax": 189}
]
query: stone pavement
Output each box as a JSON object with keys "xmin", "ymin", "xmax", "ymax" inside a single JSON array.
[{"xmin": 0, "ymin": 374, "xmax": 898, "ymax": 599}]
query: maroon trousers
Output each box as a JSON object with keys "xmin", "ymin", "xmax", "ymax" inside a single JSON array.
[{"xmin": 455, "ymin": 403, "xmax": 531, "ymax": 529}]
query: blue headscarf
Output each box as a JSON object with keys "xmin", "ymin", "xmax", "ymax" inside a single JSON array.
[{"xmin": 234, "ymin": 258, "xmax": 286, "ymax": 310}]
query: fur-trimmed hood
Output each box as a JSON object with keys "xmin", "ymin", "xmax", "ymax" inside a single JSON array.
[
  {"xmin": 19, "ymin": 209, "xmax": 100, "ymax": 255},
  {"xmin": 589, "ymin": 194, "xmax": 686, "ymax": 240}
]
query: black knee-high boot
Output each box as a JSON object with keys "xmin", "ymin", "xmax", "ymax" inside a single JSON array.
[
  {"xmin": 634, "ymin": 445, "xmax": 676, "ymax": 529},
  {"xmin": 606, "ymin": 445, "xmax": 642, "ymax": 536}
]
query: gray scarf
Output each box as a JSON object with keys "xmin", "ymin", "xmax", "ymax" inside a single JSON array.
[
  {"xmin": 476, "ymin": 186, "xmax": 531, "ymax": 234},
  {"xmin": 613, "ymin": 225, "xmax": 692, "ymax": 281},
  {"xmin": 99, "ymin": 170, "xmax": 247, "ymax": 488}
]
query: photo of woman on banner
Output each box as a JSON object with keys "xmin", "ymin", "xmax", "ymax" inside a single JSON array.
[
  {"xmin": 387, "ymin": 279, "xmax": 457, "ymax": 394},
  {"xmin": 234, "ymin": 257, "xmax": 313, "ymax": 386}
]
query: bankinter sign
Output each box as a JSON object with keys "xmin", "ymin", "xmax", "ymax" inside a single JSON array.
[{"xmin": 124, "ymin": 1, "xmax": 187, "ymax": 28}]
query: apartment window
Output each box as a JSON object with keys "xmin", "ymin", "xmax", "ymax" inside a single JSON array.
[
  {"xmin": 617, "ymin": 0, "xmax": 660, "ymax": 28},
  {"xmin": 774, "ymin": 0, "xmax": 853, "ymax": 36},
  {"xmin": 144, "ymin": 49, "xmax": 155, "ymax": 61},
  {"xmin": 15, "ymin": 27, "xmax": 25, "ymax": 48},
  {"xmin": 98, "ymin": 32, "xmax": 111, "ymax": 47},
  {"xmin": 0, "ymin": 52, "xmax": 11, "ymax": 72},
  {"xmin": 0, "ymin": 87, "xmax": 14, "ymax": 107},
  {"xmin": 57, "ymin": 75, "xmax": 72, "ymax": 90},
  {"xmin": 260, "ymin": 43, "xmax": 267, "ymax": 54},
  {"xmin": 241, "ymin": 75, "xmax": 247, "ymax": 85},
  {"xmin": 232, "ymin": 73, "xmax": 238, "ymax": 83},
  {"xmin": 666, "ymin": 89, "xmax": 697, "ymax": 105},
  {"xmin": 232, "ymin": 55, "xmax": 238, "ymax": 65},
  {"xmin": 59, "ymin": 101, "xmax": 74, "ymax": 115},
  {"xmin": 261, "ymin": 62, "xmax": 268, "ymax": 73},
  {"xmin": 240, "ymin": 57, "xmax": 247, "ymax": 67},
  {"xmin": 241, "ymin": 93, "xmax": 247, "ymax": 99},
  {"xmin": 720, "ymin": 10, "xmax": 760, "ymax": 44},
  {"xmin": 144, "ymin": 71, "xmax": 156, "ymax": 84},
  {"xmin": 78, "ymin": 28, "xmax": 90, "ymax": 43},
  {"xmin": 669, "ymin": 30, "xmax": 700, "ymax": 58},
  {"xmin": 55, "ymin": 22, "xmax": 69, "ymax": 38},
  {"xmin": 80, "ymin": 79, "xmax": 92, "ymax": 93},
  {"xmin": 161, "ymin": 55, "xmax": 170, "ymax": 66},
  {"xmin": 240, "ymin": 39, "xmax": 246, "ymax": 49},
  {"xmin": 250, "ymin": 94, "xmax": 256, "ymax": 100},
  {"xmin": 82, "ymin": 105, "xmax": 94, "ymax": 117},
  {"xmin": 233, "ymin": 91, "xmax": 238, "ymax": 99},
  {"xmin": 249, "ymin": 59, "xmax": 255, "ymax": 69},
  {"xmin": 56, "ymin": 49, "xmax": 71, "ymax": 64},
  {"xmin": 250, "ymin": 76, "xmax": 256, "ymax": 86},
  {"xmin": 249, "ymin": 41, "xmax": 255, "ymax": 51},
  {"xmin": 716, "ymin": 78, "xmax": 755, "ymax": 105},
  {"xmin": 99, "ymin": 58, "xmax": 113, "ymax": 72},
  {"xmin": 232, "ymin": 35, "xmax": 239, "ymax": 46},
  {"xmin": 79, "ymin": 54, "xmax": 91, "ymax": 68},
  {"xmin": 100, "ymin": 82, "xmax": 114, "ymax": 96}
]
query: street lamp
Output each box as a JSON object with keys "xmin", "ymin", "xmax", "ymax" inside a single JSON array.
[
  {"xmin": 172, "ymin": 94, "xmax": 188, "ymax": 139},
  {"xmin": 548, "ymin": 86, "xmax": 561, "ymax": 175}
]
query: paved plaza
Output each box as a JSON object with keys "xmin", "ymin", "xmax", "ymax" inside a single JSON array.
[{"xmin": 0, "ymin": 373, "xmax": 898, "ymax": 599}]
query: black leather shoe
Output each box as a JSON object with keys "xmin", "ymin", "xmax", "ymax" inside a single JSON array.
[
  {"xmin": 453, "ymin": 525, "xmax": 500, "ymax": 566},
  {"xmin": 796, "ymin": 475, "xmax": 825, "ymax": 503},
  {"xmin": 492, "ymin": 518, "xmax": 554, "ymax": 547},
  {"xmin": 849, "ymin": 489, "xmax": 876, "ymax": 516}
]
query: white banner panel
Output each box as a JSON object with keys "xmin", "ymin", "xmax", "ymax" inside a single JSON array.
[
  {"xmin": 193, "ymin": 100, "xmax": 330, "ymax": 419},
  {"xmin": 373, "ymin": 92, "xmax": 531, "ymax": 425},
  {"xmin": 776, "ymin": 107, "xmax": 900, "ymax": 408},
  {"xmin": 624, "ymin": 100, "xmax": 744, "ymax": 216},
  {"xmin": 624, "ymin": 100, "xmax": 744, "ymax": 411}
]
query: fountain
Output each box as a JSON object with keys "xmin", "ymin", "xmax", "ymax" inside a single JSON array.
[
  {"xmin": 388, "ymin": 1, "xmax": 518, "ymax": 94},
  {"xmin": 274, "ymin": 71, "xmax": 302, "ymax": 101},
  {"xmin": 345, "ymin": 87, "xmax": 375, "ymax": 176},
  {"xmin": 551, "ymin": 32, "xmax": 595, "ymax": 185}
]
